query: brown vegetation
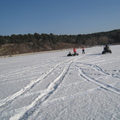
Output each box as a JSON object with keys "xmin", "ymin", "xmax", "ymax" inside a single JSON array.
[{"xmin": 0, "ymin": 29, "xmax": 120, "ymax": 56}]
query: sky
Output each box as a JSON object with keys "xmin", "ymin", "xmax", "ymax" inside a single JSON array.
[{"xmin": 0, "ymin": 0, "xmax": 120, "ymax": 36}]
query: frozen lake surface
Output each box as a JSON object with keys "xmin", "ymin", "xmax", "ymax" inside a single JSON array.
[{"xmin": 0, "ymin": 45, "xmax": 120, "ymax": 120}]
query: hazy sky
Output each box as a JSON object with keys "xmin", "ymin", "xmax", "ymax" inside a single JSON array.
[{"xmin": 0, "ymin": 0, "xmax": 120, "ymax": 35}]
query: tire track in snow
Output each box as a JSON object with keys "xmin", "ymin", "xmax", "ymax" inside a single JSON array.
[
  {"xmin": 10, "ymin": 57, "xmax": 80, "ymax": 120},
  {"xmin": 76, "ymin": 63, "xmax": 120, "ymax": 95},
  {"xmin": 75, "ymin": 55, "xmax": 120, "ymax": 79},
  {"xmin": 0, "ymin": 57, "xmax": 76, "ymax": 108}
]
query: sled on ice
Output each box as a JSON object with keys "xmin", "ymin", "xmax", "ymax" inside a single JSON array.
[{"xmin": 67, "ymin": 52, "xmax": 79, "ymax": 56}]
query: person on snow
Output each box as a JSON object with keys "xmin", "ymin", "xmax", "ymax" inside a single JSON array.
[
  {"xmin": 104, "ymin": 45, "xmax": 109, "ymax": 51},
  {"xmin": 67, "ymin": 51, "xmax": 72, "ymax": 56},
  {"xmin": 82, "ymin": 47, "xmax": 85, "ymax": 54},
  {"xmin": 73, "ymin": 48, "xmax": 77, "ymax": 55}
]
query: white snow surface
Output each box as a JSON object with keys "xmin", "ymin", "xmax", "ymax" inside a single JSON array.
[{"xmin": 0, "ymin": 45, "xmax": 120, "ymax": 120}]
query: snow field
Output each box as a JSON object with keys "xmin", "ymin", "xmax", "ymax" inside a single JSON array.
[{"xmin": 0, "ymin": 45, "xmax": 120, "ymax": 120}]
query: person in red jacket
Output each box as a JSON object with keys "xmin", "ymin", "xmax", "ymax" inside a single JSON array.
[{"xmin": 73, "ymin": 48, "xmax": 77, "ymax": 55}]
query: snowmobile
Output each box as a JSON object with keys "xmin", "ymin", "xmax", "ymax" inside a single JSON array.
[{"xmin": 102, "ymin": 45, "xmax": 112, "ymax": 54}]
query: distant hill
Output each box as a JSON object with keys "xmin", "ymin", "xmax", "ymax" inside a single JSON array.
[{"xmin": 0, "ymin": 29, "xmax": 120, "ymax": 56}]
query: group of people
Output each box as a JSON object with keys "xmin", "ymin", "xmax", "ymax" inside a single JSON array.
[
  {"xmin": 68, "ymin": 45, "xmax": 111, "ymax": 56},
  {"xmin": 67, "ymin": 47, "xmax": 85, "ymax": 56},
  {"xmin": 73, "ymin": 47, "xmax": 85, "ymax": 54}
]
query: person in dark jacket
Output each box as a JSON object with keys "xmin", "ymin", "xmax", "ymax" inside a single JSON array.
[
  {"xmin": 82, "ymin": 47, "xmax": 85, "ymax": 54},
  {"xmin": 67, "ymin": 51, "xmax": 72, "ymax": 56}
]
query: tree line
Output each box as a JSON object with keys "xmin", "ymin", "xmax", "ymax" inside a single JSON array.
[{"xmin": 0, "ymin": 29, "xmax": 120, "ymax": 56}]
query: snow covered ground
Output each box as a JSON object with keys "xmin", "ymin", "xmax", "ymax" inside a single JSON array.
[{"xmin": 0, "ymin": 45, "xmax": 120, "ymax": 120}]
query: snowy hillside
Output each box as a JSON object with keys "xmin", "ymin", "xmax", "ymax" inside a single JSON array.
[{"xmin": 0, "ymin": 45, "xmax": 120, "ymax": 120}]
